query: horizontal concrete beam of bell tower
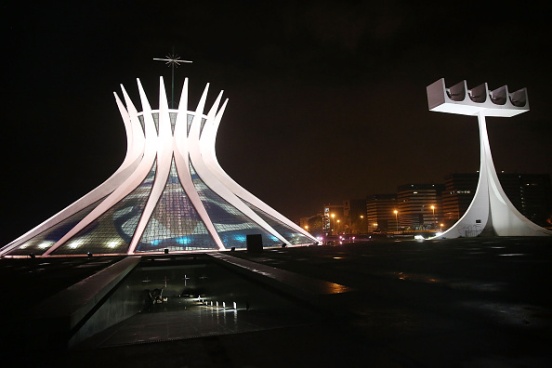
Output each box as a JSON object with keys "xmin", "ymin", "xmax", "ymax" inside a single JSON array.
[{"xmin": 426, "ymin": 78, "xmax": 529, "ymax": 117}]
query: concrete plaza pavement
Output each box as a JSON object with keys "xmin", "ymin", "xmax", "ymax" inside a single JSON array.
[{"xmin": 3, "ymin": 236, "xmax": 552, "ymax": 367}]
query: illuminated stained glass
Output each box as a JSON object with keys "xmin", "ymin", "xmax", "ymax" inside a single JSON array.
[
  {"xmin": 137, "ymin": 115, "xmax": 145, "ymax": 134},
  {"xmin": 139, "ymin": 112, "xmax": 193, "ymax": 135},
  {"xmin": 52, "ymin": 162, "xmax": 157, "ymax": 254},
  {"xmin": 7, "ymin": 199, "xmax": 104, "ymax": 256},
  {"xmin": 135, "ymin": 158, "xmax": 217, "ymax": 252},
  {"xmin": 170, "ymin": 112, "xmax": 177, "ymax": 134},
  {"xmin": 190, "ymin": 163, "xmax": 281, "ymax": 248}
]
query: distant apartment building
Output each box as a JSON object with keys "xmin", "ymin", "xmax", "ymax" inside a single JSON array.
[
  {"xmin": 500, "ymin": 173, "xmax": 552, "ymax": 226},
  {"xmin": 443, "ymin": 173, "xmax": 552, "ymax": 227},
  {"xmin": 441, "ymin": 173, "xmax": 478, "ymax": 226},
  {"xmin": 366, "ymin": 194, "xmax": 397, "ymax": 232},
  {"xmin": 396, "ymin": 184, "xmax": 444, "ymax": 230},
  {"xmin": 300, "ymin": 214, "xmax": 325, "ymax": 237},
  {"xmin": 344, "ymin": 199, "xmax": 368, "ymax": 233}
]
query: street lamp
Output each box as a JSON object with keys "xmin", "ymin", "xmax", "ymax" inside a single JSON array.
[
  {"xmin": 393, "ymin": 210, "xmax": 399, "ymax": 233},
  {"xmin": 430, "ymin": 205, "xmax": 436, "ymax": 228}
]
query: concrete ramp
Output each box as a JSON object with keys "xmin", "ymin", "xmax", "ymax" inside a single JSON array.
[{"xmin": 29, "ymin": 256, "xmax": 141, "ymax": 349}]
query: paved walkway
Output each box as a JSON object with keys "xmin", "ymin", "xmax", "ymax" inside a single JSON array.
[
  {"xmin": 76, "ymin": 253, "xmax": 330, "ymax": 349},
  {"xmin": 78, "ymin": 301, "xmax": 316, "ymax": 349}
]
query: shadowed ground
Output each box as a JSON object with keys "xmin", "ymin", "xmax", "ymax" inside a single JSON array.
[{"xmin": 2, "ymin": 236, "xmax": 551, "ymax": 367}]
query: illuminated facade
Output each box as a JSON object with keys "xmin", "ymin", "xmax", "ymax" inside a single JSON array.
[
  {"xmin": 427, "ymin": 78, "xmax": 552, "ymax": 238},
  {"xmin": 396, "ymin": 184, "xmax": 444, "ymax": 229},
  {"xmin": 366, "ymin": 194, "xmax": 397, "ymax": 232},
  {"xmin": 1, "ymin": 77, "xmax": 317, "ymax": 257}
]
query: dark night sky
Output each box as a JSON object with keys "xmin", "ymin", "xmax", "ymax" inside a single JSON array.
[{"xmin": 1, "ymin": 0, "xmax": 551, "ymax": 245}]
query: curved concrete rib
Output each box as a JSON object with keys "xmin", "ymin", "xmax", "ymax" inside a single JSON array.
[
  {"xmin": 127, "ymin": 77, "xmax": 174, "ymax": 253},
  {"xmin": 44, "ymin": 79, "xmax": 159, "ymax": 255},
  {"xmin": 172, "ymin": 80, "xmax": 225, "ymax": 250},
  {"xmin": 201, "ymin": 98, "xmax": 317, "ymax": 244},
  {"xmin": 0, "ymin": 86, "xmax": 145, "ymax": 256}
]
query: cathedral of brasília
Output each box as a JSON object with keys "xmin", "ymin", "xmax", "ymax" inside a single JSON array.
[{"xmin": 1, "ymin": 77, "xmax": 317, "ymax": 257}]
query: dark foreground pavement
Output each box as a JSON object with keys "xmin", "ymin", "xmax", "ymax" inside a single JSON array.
[{"xmin": 2, "ymin": 236, "xmax": 552, "ymax": 367}]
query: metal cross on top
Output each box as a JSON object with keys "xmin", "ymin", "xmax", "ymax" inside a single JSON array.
[{"xmin": 153, "ymin": 51, "xmax": 193, "ymax": 108}]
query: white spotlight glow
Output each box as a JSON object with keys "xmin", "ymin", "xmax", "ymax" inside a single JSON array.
[
  {"xmin": 68, "ymin": 239, "xmax": 84, "ymax": 249},
  {"xmin": 106, "ymin": 240, "xmax": 121, "ymax": 248},
  {"xmin": 38, "ymin": 241, "xmax": 54, "ymax": 249}
]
